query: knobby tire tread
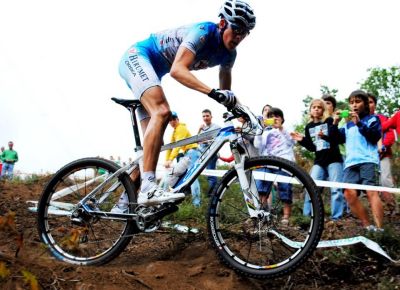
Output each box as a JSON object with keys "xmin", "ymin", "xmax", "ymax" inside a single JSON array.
[
  {"xmin": 37, "ymin": 157, "xmax": 137, "ymax": 266},
  {"xmin": 207, "ymin": 156, "xmax": 324, "ymax": 279}
]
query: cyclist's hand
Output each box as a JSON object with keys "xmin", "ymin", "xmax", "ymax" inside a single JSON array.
[{"xmin": 208, "ymin": 89, "xmax": 237, "ymax": 110}]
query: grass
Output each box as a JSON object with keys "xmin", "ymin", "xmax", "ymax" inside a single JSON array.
[{"xmin": 169, "ymin": 175, "xmax": 211, "ymax": 225}]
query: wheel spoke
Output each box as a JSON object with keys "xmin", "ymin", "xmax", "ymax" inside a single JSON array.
[
  {"xmin": 38, "ymin": 158, "xmax": 137, "ymax": 265},
  {"xmin": 208, "ymin": 156, "xmax": 323, "ymax": 278}
]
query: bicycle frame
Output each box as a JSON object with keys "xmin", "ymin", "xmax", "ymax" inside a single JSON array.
[
  {"xmin": 168, "ymin": 121, "xmax": 262, "ymax": 218},
  {"xmin": 38, "ymin": 99, "xmax": 325, "ymax": 275},
  {"xmin": 47, "ymin": 102, "xmax": 263, "ymax": 220}
]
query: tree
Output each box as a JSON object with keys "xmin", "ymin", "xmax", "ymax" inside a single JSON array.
[
  {"xmin": 300, "ymin": 86, "xmax": 339, "ymax": 115},
  {"xmin": 360, "ymin": 66, "xmax": 400, "ymax": 116}
]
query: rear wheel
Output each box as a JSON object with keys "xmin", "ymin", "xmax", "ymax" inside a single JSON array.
[
  {"xmin": 207, "ymin": 156, "xmax": 324, "ymax": 279},
  {"xmin": 37, "ymin": 157, "xmax": 137, "ymax": 265}
]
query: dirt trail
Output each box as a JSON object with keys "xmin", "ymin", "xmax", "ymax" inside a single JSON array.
[{"xmin": 0, "ymin": 180, "xmax": 399, "ymax": 289}]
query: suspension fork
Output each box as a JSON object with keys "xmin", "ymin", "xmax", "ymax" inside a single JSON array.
[{"xmin": 231, "ymin": 147, "xmax": 261, "ymax": 218}]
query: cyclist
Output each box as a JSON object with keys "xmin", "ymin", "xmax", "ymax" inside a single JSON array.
[{"xmin": 118, "ymin": 0, "xmax": 256, "ymax": 205}]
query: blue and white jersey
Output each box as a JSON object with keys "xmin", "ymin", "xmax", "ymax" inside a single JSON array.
[
  {"xmin": 338, "ymin": 114, "xmax": 381, "ymax": 169},
  {"xmin": 136, "ymin": 22, "xmax": 236, "ymax": 78}
]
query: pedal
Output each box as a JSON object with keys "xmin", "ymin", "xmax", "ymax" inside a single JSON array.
[
  {"xmin": 146, "ymin": 204, "xmax": 178, "ymax": 224},
  {"xmin": 136, "ymin": 204, "xmax": 179, "ymax": 232}
]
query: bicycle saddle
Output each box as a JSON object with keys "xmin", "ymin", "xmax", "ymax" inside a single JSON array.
[{"xmin": 111, "ymin": 97, "xmax": 142, "ymax": 108}]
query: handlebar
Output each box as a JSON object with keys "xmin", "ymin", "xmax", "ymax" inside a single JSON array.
[{"xmin": 223, "ymin": 104, "xmax": 264, "ymax": 136}]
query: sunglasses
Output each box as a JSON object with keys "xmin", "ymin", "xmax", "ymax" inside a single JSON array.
[{"xmin": 230, "ymin": 24, "xmax": 250, "ymax": 37}]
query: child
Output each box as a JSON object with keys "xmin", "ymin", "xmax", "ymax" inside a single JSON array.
[
  {"xmin": 254, "ymin": 107, "xmax": 295, "ymax": 225},
  {"xmin": 332, "ymin": 90, "xmax": 383, "ymax": 231},
  {"xmin": 261, "ymin": 104, "xmax": 273, "ymax": 125},
  {"xmin": 291, "ymin": 99, "xmax": 344, "ymax": 221}
]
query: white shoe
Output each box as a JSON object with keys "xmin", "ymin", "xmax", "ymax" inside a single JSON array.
[
  {"xmin": 137, "ymin": 184, "xmax": 185, "ymax": 205},
  {"xmin": 110, "ymin": 205, "xmax": 128, "ymax": 214},
  {"xmin": 111, "ymin": 192, "xmax": 128, "ymax": 213}
]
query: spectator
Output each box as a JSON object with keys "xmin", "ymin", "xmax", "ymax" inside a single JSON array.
[
  {"xmin": 332, "ymin": 90, "xmax": 384, "ymax": 231},
  {"xmin": 261, "ymin": 104, "xmax": 273, "ymax": 125},
  {"xmin": 165, "ymin": 112, "xmax": 202, "ymax": 207},
  {"xmin": 1, "ymin": 141, "xmax": 19, "ymax": 180},
  {"xmin": 0, "ymin": 146, "xmax": 4, "ymax": 176},
  {"xmin": 291, "ymin": 99, "xmax": 344, "ymax": 221},
  {"xmin": 381, "ymin": 110, "xmax": 400, "ymax": 135},
  {"xmin": 198, "ymin": 109, "xmax": 221, "ymax": 196},
  {"xmin": 321, "ymin": 94, "xmax": 336, "ymax": 116},
  {"xmin": 368, "ymin": 93, "xmax": 398, "ymax": 215},
  {"xmin": 254, "ymin": 107, "xmax": 295, "ymax": 225},
  {"xmin": 116, "ymin": 156, "xmax": 122, "ymax": 166},
  {"xmin": 322, "ymin": 95, "xmax": 351, "ymax": 216}
]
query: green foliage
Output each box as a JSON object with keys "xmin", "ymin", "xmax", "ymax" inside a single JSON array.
[
  {"xmin": 365, "ymin": 224, "xmax": 400, "ymax": 255},
  {"xmin": 378, "ymin": 276, "xmax": 400, "ymax": 290},
  {"xmin": 301, "ymin": 95, "xmax": 313, "ymax": 115},
  {"xmin": 23, "ymin": 174, "xmax": 40, "ymax": 185},
  {"xmin": 170, "ymin": 199, "xmax": 207, "ymax": 223},
  {"xmin": 360, "ymin": 66, "xmax": 400, "ymax": 115},
  {"xmin": 336, "ymin": 99, "xmax": 348, "ymax": 110},
  {"xmin": 320, "ymin": 85, "xmax": 338, "ymax": 98},
  {"xmin": 9, "ymin": 174, "xmax": 40, "ymax": 185},
  {"xmin": 392, "ymin": 143, "xmax": 400, "ymax": 187},
  {"xmin": 322, "ymin": 247, "xmax": 353, "ymax": 265},
  {"xmin": 170, "ymin": 175, "xmax": 210, "ymax": 223}
]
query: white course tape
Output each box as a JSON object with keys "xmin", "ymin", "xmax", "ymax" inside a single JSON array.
[
  {"xmin": 201, "ymin": 169, "xmax": 400, "ymax": 194},
  {"xmin": 27, "ymin": 167, "xmax": 399, "ymax": 263},
  {"xmin": 51, "ymin": 174, "xmax": 108, "ymax": 200},
  {"xmin": 269, "ymin": 229, "xmax": 399, "ymax": 263},
  {"xmin": 162, "ymin": 221, "xmax": 199, "ymax": 234}
]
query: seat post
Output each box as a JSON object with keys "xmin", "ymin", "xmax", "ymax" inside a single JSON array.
[{"xmin": 129, "ymin": 107, "xmax": 142, "ymax": 150}]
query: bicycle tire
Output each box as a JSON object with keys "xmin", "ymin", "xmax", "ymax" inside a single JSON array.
[
  {"xmin": 207, "ymin": 156, "xmax": 324, "ymax": 279},
  {"xmin": 37, "ymin": 157, "xmax": 137, "ymax": 265}
]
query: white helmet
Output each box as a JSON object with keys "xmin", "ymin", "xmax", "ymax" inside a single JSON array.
[{"xmin": 219, "ymin": 0, "xmax": 256, "ymax": 31}]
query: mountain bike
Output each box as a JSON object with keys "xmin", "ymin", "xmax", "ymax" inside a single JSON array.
[{"xmin": 37, "ymin": 98, "xmax": 324, "ymax": 279}]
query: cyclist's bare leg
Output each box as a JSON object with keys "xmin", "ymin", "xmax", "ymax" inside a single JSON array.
[
  {"xmin": 133, "ymin": 85, "xmax": 181, "ymax": 201},
  {"xmin": 127, "ymin": 87, "xmax": 170, "ymax": 197},
  {"xmin": 140, "ymin": 86, "xmax": 170, "ymax": 174}
]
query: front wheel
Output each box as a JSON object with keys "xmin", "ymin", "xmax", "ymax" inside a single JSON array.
[
  {"xmin": 37, "ymin": 157, "xmax": 137, "ymax": 265},
  {"xmin": 207, "ymin": 156, "xmax": 324, "ymax": 279}
]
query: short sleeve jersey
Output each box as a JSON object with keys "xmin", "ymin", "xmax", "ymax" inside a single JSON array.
[{"xmin": 137, "ymin": 22, "xmax": 236, "ymax": 78}]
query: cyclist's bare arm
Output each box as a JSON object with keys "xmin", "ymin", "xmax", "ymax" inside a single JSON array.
[
  {"xmin": 219, "ymin": 67, "xmax": 241, "ymax": 105},
  {"xmin": 219, "ymin": 67, "xmax": 232, "ymax": 90},
  {"xmin": 170, "ymin": 46, "xmax": 212, "ymax": 95}
]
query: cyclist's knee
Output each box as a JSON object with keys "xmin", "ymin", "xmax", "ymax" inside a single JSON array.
[
  {"xmin": 158, "ymin": 106, "xmax": 171, "ymax": 121},
  {"xmin": 149, "ymin": 105, "xmax": 171, "ymax": 124}
]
